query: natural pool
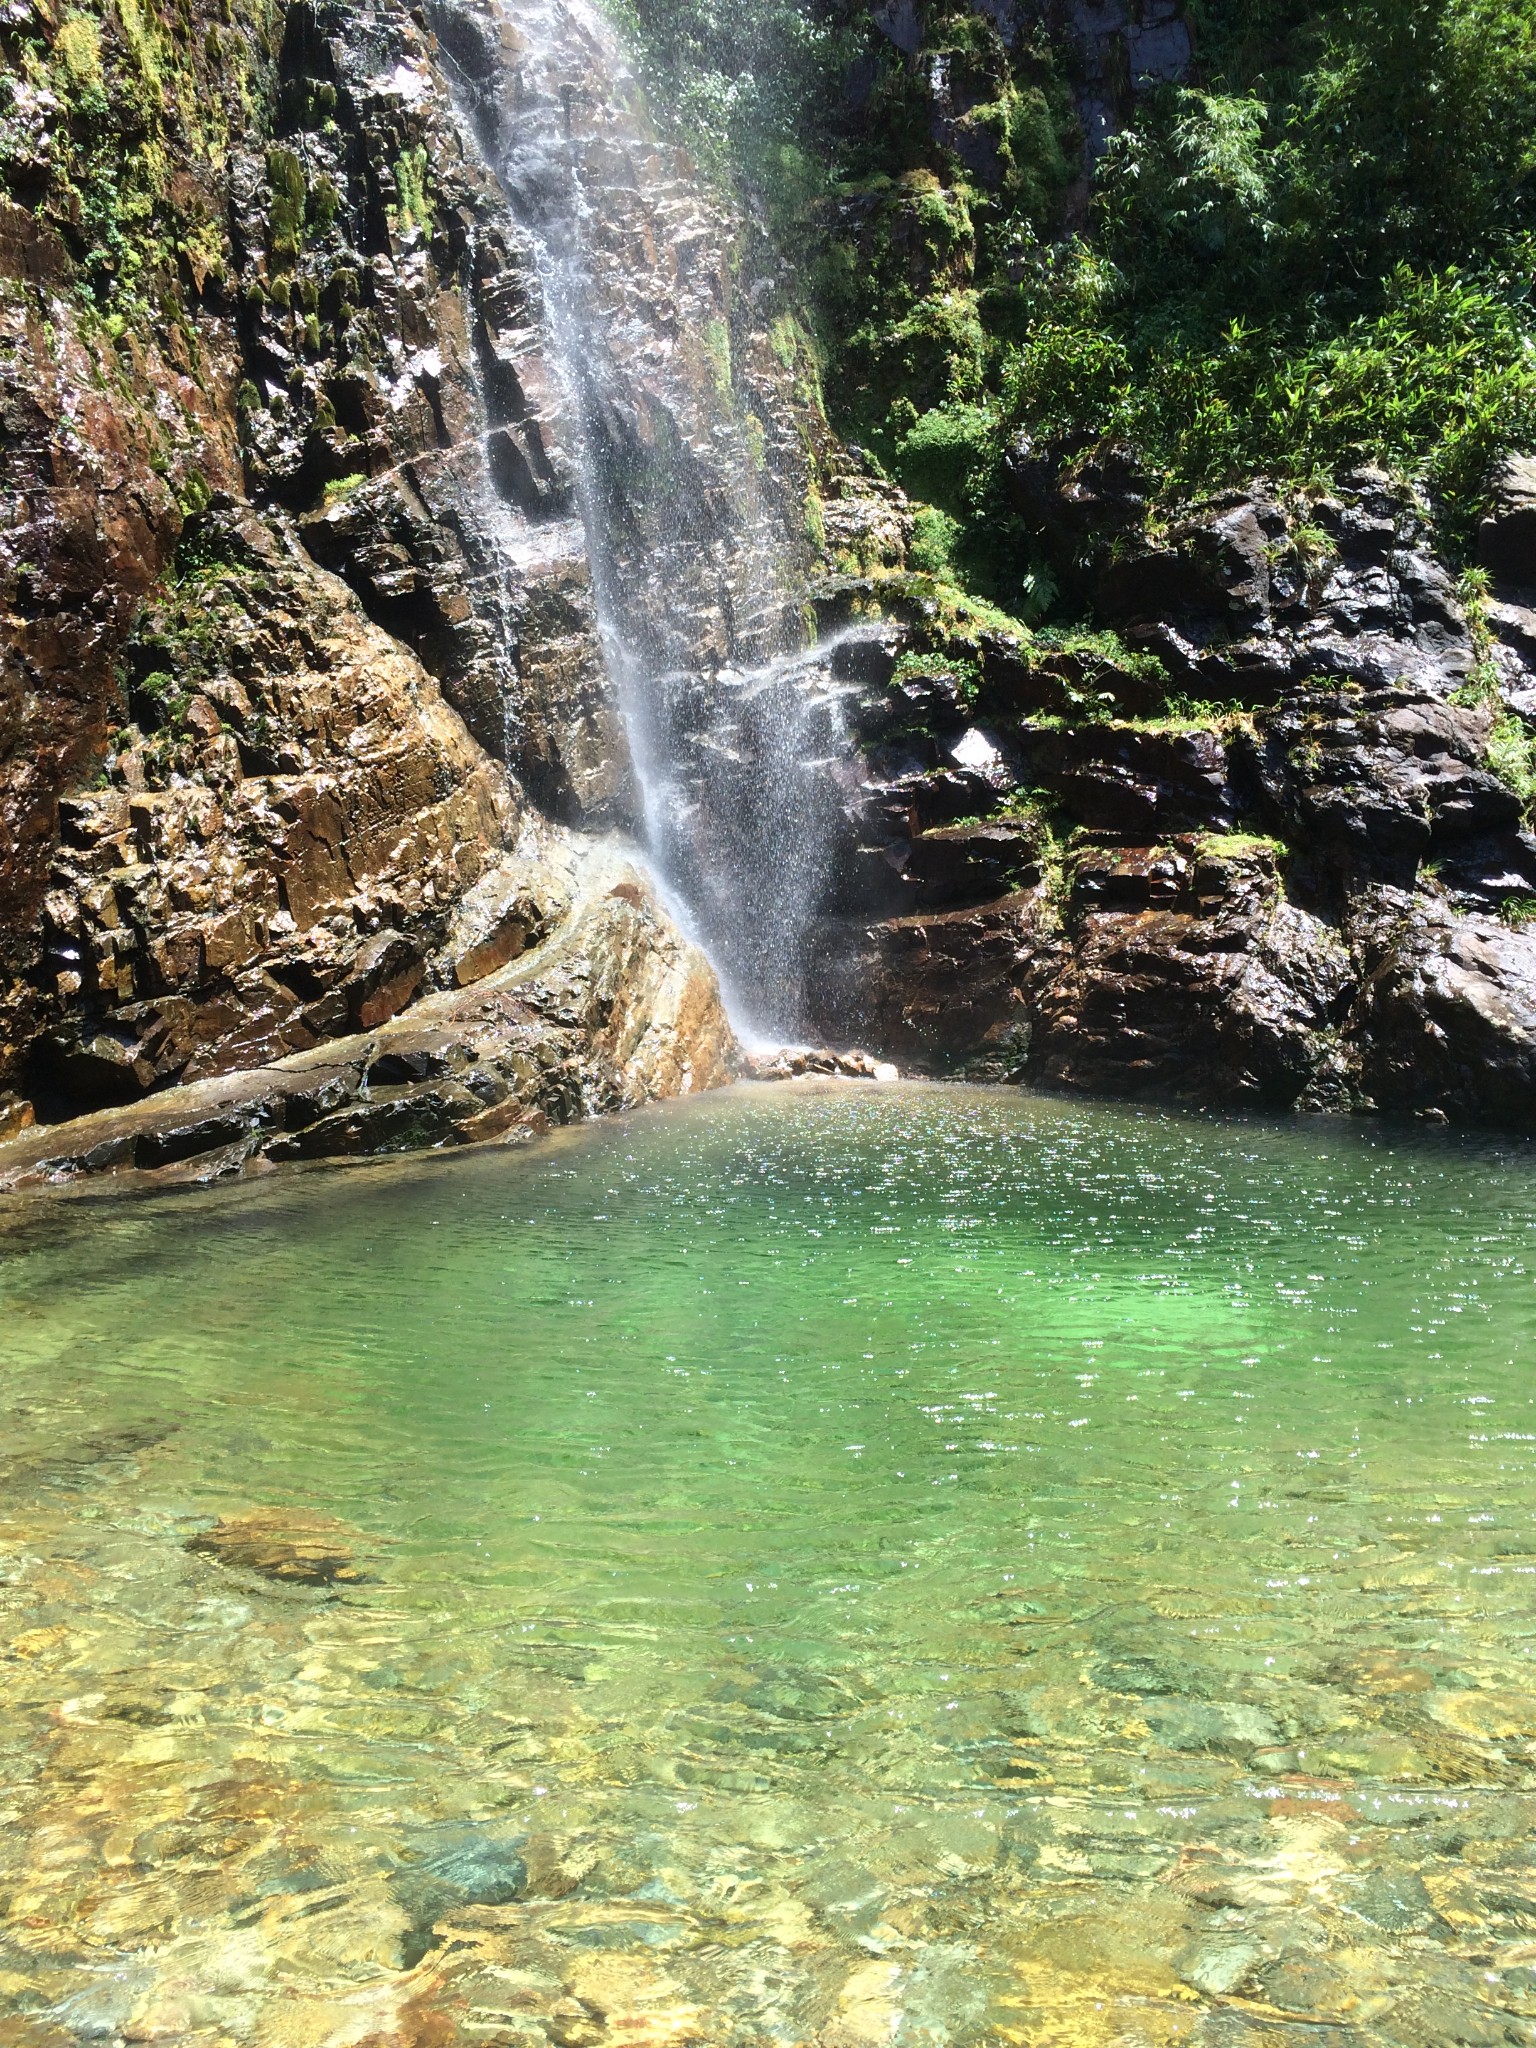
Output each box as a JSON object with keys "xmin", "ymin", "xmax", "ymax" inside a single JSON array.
[{"xmin": 2, "ymin": 1081, "xmax": 1536, "ymax": 2047}]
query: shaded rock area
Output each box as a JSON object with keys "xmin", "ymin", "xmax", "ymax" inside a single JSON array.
[
  {"xmin": 806, "ymin": 468, "xmax": 1536, "ymax": 1128},
  {"xmin": 865, "ymin": 0, "xmax": 1192, "ymax": 202}
]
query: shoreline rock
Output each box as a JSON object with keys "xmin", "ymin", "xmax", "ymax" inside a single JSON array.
[
  {"xmin": 745, "ymin": 1046, "xmax": 900, "ymax": 1083},
  {"xmin": 0, "ymin": 854, "xmax": 737, "ymax": 1194}
]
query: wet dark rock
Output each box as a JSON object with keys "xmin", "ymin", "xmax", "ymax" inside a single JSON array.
[
  {"xmin": 1097, "ymin": 478, "xmax": 1474, "ymax": 701},
  {"xmin": 1431, "ymin": 831, "xmax": 1536, "ymax": 912},
  {"xmin": 134, "ymin": 1105, "xmax": 282, "ymax": 1171},
  {"xmin": 1100, "ymin": 487, "xmax": 1287, "ymax": 633},
  {"xmin": 1025, "ymin": 724, "xmax": 1236, "ymax": 834},
  {"xmin": 902, "ymin": 823, "xmax": 1041, "ymax": 909},
  {"xmin": 1349, "ymin": 908, "xmax": 1536, "ymax": 1130},
  {"xmin": 343, "ymin": 933, "xmax": 427, "ymax": 1032},
  {"xmin": 1478, "ymin": 455, "xmax": 1536, "ymax": 584},
  {"xmin": 1488, "ymin": 593, "xmax": 1536, "ymax": 684},
  {"xmin": 1238, "ymin": 688, "xmax": 1516, "ymax": 883},
  {"xmin": 829, "ymin": 628, "xmax": 901, "ymax": 691},
  {"xmin": 38, "ymin": 1021, "xmax": 157, "ymax": 1109},
  {"xmin": 1032, "ymin": 840, "xmax": 1353, "ymax": 1108},
  {"xmin": 364, "ymin": 1047, "xmax": 453, "ymax": 1088},
  {"xmin": 287, "ymin": 1085, "xmax": 484, "ymax": 1160},
  {"xmin": 846, "ymin": 664, "xmax": 970, "ymax": 744},
  {"xmin": 809, "ymin": 893, "xmax": 1049, "ymax": 1077},
  {"xmin": 850, "ymin": 752, "xmax": 1012, "ymax": 847},
  {"xmin": 1003, "ymin": 440, "xmax": 1153, "ymax": 591}
]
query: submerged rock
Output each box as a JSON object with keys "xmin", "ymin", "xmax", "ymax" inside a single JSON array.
[
  {"xmin": 392, "ymin": 1820, "xmax": 530, "ymax": 1957},
  {"xmin": 185, "ymin": 1509, "xmax": 374, "ymax": 1586}
]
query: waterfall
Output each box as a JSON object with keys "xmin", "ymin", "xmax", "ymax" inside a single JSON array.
[{"xmin": 439, "ymin": 0, "xmax": 854, "ymax": 1045}]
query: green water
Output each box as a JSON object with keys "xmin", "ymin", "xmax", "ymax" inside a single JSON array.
[{"xmin": 3, "ymin": 1081, "xmax": 1536, "ymax": 2047}]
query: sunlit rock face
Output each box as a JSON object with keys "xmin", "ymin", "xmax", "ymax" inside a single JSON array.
[
  {"xmin": 0, "ymin": 852, "xmax": 736, "ymax": 1191},
  {"xmin": 0, "ymin": 0, "xmax": 763, "ymax": 1161}
]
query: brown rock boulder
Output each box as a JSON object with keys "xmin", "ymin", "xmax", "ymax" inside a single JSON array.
[
  {"xmin": 1030, "ymin": 838, "xmax": 1354, "ymax": 1107},
  {"xmin": 187, "ymin": 1509, "xmax": 375, "ymax": 1586}
]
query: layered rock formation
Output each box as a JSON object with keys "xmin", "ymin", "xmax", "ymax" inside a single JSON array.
[
  {"xmin": 808, "ymin": 463, "xmax": 1536, "ymax": 1126},
  {"xmin": 0, "ymin": 849, "xmax": 733, "ymax": 1189},
  {"xmin": 0, "ymin": 0, "xmax": 844, "ymax": 1182}
]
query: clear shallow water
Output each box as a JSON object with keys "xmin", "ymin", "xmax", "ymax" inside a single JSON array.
[{"xmin": 3, "ymin": 1082, "xmax": 1536, "ymax": 2046}]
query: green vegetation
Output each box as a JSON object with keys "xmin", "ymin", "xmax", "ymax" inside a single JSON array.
[
  {"xmin": 1195, "ymin": 829, "xmax": 1288, "ymax": 860},
  {"xmin": 390, "ymin": 144, "xmax": 434, "ymax": 238},
  {"xmin": 1487, "ymin": 714, "xmax": 1536, "ymax": 811},
  {"xmin": 1451, "ymin": 565, "xmax": 1504, "ymax": 705},
  {"xmin": 0, "ymin": 0, "xmax": 281, "ymax": 321},
  {"xmin": 617, "ymin": 0, "xmax": 1536, "ymax": 620},
  {"xmin": 891, "ymin": 645, "xmax": 978, "ymax": 700},
  {"xmin": 319, "ymin": 471, "xmax": 368, "ymax": 510}
]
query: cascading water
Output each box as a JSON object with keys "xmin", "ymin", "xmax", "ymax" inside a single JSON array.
[
  {"xmin": 439, "ymin": 0, "xmax": 859, "ymax": 1043},
  {"xmin": 656, "ymin": 643, "xmax": 860, "ymax": 1044}
]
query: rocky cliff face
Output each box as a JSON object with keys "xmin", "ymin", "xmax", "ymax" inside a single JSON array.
[
  {"xmin": 4, "ymin": 0, "xmax": 1536, "ymax": 1181},
  {"xmin": 1, "ymin": 0, "xmax": 822, "ymax": 1178},
  {"xmin": 806, "ymin": 460, "xmax": 1536, "ymax": 1128}
]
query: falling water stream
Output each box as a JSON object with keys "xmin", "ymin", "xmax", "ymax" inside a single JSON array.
[{"xmin": 450, "ymin": 0, "xmax": 857, "ymax": 1042}]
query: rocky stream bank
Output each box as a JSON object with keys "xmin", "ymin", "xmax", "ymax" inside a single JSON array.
[{"xmin": 0, "ymin": 0, "xmax": 818, "ymax": 1188}]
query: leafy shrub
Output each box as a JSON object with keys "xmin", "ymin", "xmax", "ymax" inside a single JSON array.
[
  {"xmin": 908, "ymin": 506, "xmax": 962, "ymax": 578},
  {"xmin": 1487, "ymin": 716, "xmax": 1536, "ymax": 810},
  {"xmin": 621, "ymin": 0, "xmax": 1536, "ymax": 610},
  {"xmin": 893, "ymin": 404, "xmax": 996, "ymax": 513}
]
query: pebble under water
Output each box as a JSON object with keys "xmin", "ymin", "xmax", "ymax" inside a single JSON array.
[{"xmin": 3, "ymin": 1080, "xmax": 1536, "ymax": 2046}]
